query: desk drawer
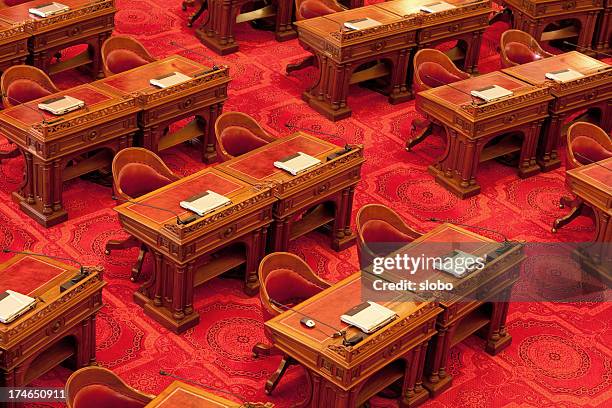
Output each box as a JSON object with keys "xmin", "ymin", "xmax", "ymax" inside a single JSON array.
[
  {"xmin": 418, "ymin": 14, "xmax": 488, "ymax": 44},
  {"xmin": 337, "ymin": 32, "xmax": 417, "ymax": 62},
  {"xmin": 30, "ymin": 13, "xmax": 115, "ymax": 51}
]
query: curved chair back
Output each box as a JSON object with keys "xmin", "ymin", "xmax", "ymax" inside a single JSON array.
[
  {"xmin": 295, "ymin": 0, "xmax": 344, "ymax": 20},
  {"xmin": 214, "ymin": 112, "xmax": 276, "ymax": 162},
  {"xmin": 101, "ymin": 35, "xmax": 156, "ymax": 76},
  {"xmin": 112, "ymin": 147, "xmax": 179, "ymax": 200},
  {"xmin": 1, "ymin": 65, "xmax": 59, "ymax": 108},
  {"xmin": 356, "ymin": 204, "xmax": 423, "ymax": 265},
  {"xmin": 258, "ymin": 252, "xmax": 330, "ymax": 323},
  {"xmin": 412, "ymin": 49, "xmax": 470, "ymax": 95},
  {"xmin": 566, "ymin": 122, "xmax": 612, "ymax": 170},
  {"xmin": 65, "ymin": 366, "xmax": 154, "ymax": 408},
  {"xmin": 500, "ymin": 29, "xmax": 553, "ymax": 68}
]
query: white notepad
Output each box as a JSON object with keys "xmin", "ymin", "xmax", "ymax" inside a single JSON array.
[
  {"xmin": 545, "ymin": 68, "xmax": 584, "ymax": 83},
  {"xmin": 273, "ymin": 152, "xmax": 321, "ymax": 176},
  {"xmin": 0, "ymin": 290, "xmax": 36, "ymax": 324},
  {"xmin": 341, "ymin": 301, "xmax": 397, "ymax": 334},
  {"xmin": 435, "ymin": 249, "xmax": 482, "ymax": 278},
  {"xmin": 470, "ymin": 85, "xmax": 513, "ymax": 102},
  {"xmin": 149, "ymin": 72, "xmax": 192, "ymax": 88},
  {"xmin": 420, "ymin": 1, "xmax": 456, "ymax": 13},
  {"xmin": 179, "ymin": 190, "xmax": 231, "ymax": 217},
  {"xmin": 29, "ymin": 2, "xmax": 70, "ymax": 17},
  {"xmin": 37, "ymin": 95, "xmax": 85, "ymax": 115},
  {"xmin": 343, "ymin": 18, "xmax": 382, "ymax": 31}
]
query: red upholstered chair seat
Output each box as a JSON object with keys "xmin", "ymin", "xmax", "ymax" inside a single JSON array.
[
  {"xmin": 6, "ymin": 79, "xmax": 53, "ymax": 104},
  {"xmin": 106, "ymin": 49, "xmax": 150, "ymax": 74},
  {"xmin": 263, "ymin": 268, "xmax": 324, "ymax": 320},
  {"xmin": 73, "ymin": 384, "xmax": 147, "ymax": 408},
  {"xmin": 220, "ymin": 126, "xmax": 269, "ymax": 157},
  {"xmin": 571, "ymin": 136, "xmax": 612, "ymax": 165},
  {"xmin": 418, "ymin": 62, "xmax": 465, "ymax": 89},
  {"xmin": 300, "ymin": 0, "xmax": 337, "ymax": 19},
  {"xmin": 117, "ymin": 163, "xmax": 173, "ymax": 199},
  {"xmin": 504, "ymin": 42, "xmax": 543, "ymax": 65}
]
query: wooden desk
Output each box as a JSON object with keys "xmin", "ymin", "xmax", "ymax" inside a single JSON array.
[
  {"xmin": 95, "ymin": 55, "xmax": 231, "ymax": 163},
  {"xmin": 0, "ymin": 21, "xmax": 29, "ymax": 73},
  {"xmin": 376, "ymin": 0, "xmax": 491, "ymax": 75},
  {"xmin": 147, "ymin": 381, "xmax": 273, "ymax": 407},
  {"xmin": 566, "ymin": 157, "xmax": 611, "ymax": 284},
  {"xmin": 498, "ymin": 0, "xmax": 602, "ymax": 52},
  {"xmin": 294, "ymin": 5, "xmax": 416, "ymax": 121},
  {"xmin": 0, "ymin": 255, "xmax": 105, "ymax": 408},
  {"xmin": 114, "ymin": 168, "xmax": 275, "ymax": 333},
  {"xmin": 503, "ymin": 51, "xmax": 612, "ymax": 171},
  {"xmin": 195, "ymin": 0, "xmax": 297, "ymax": 55},
  {"xmin": 294, "ymin": 0, "xmax": 491, "ymax": 121},
  {"xmin": 390, "ymin": 224, "xmax": 525, "ymax": 396},
  {"xmin": 416, "ymin": 71, "xmax": 552, "ymax": 198},
  {"xmin": 216, "ymin": 132, "xmax": 364, "ymax": 252},
  {"xmin": 266, "ymin": 273, "xmax": 441, "ymax": 408},
  {"xmin": 0, "ymin": 84, "xmax": 139, "ymax": 227},
  {"xmin": 594, "ymin": 0, "xmax": 611, "ymax": 52},
  {"xmin": 0, "ymin": 0, "xmax": 116, "ymax": 78}
]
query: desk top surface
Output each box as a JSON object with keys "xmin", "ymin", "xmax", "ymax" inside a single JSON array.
[
  {"xmin": 216, "ymin": 132, "xmax": 339, "ymax": 184},
  {"xmin": 0, "ymin": 0, "xmax": 114, "ymax": 25},
  {"xmin": 0, "ymin": 254, "xmax": 73, "ymax": 296},
  {"xmin": 567, "ymin": 157, "xmax": 612, "ymax": 198},
  {"xmin": 146, "ymin": 381, "xmax": 239, "ymax": 408},
  {"xmin": 503, "ymin": 52, "xmax": 611, "ymax": 86}
]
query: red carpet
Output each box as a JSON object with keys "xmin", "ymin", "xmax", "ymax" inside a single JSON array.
[{"xmin": 0, "ymin": 0, "xmax": 609, "ymax": 407}]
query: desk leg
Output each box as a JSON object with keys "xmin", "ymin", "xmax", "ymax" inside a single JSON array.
[
  {"xmin": 595, "ymin": 10, "xmax": 612, "ymax": 51},
  {"xmin": 269, "ymin": 218, "xmax": 290, "ymax": 252},
  {"xmin": 401, "ymin": 341, "xmax": 430, "ymax": 407},
  {"xmin": 244, "ymin": 227, "xmax": 266, "ymax": 295},
  {"xmin": 518, "ymin": 121, "xmax": 541, "ymax": 178},
  {"xmin": 275, "ymin": 0, "xmax": 297, "ymax": 42},
  {"xmin": 195, "ymin": 0, "xmax": 239, "ymax": 55},
  {"xmin": 601, "ymin": 100, "xmax": 612, "ymax": 134},
  {"xmin": 302, "ymin": 56, "xmax": 352, "ymax": 121},
  {"xmin": 202, "ymin": 104, "xmax": 223, "ymax": 163},
  {"xmin": 464, "ymin": 30, "xmax": 484, "ymax": 74},
  {"xmin": 537, "ymin": 113, "xmax": 563, "ymax": 171},
  {"xmin": 423, "ymin": 326, "xmax": 452, "ymax": 396},
  {"xmin": 333, "ymin": 186, "xmax": 357, "ymax": 251},
  {"xmin": 388, "ymin": 48, "xmax": 411, "ymax": 105},
  {"xmin": 485, "ymin": 290, "xmax": 513, "ymax": 355},
  {"xmin": 13, "ymin": 154, "xmax": 67, "ymax": 227}
]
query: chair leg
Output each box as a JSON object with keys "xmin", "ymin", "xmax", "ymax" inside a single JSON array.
[
  {"xmin": 187, "ymin": 0, "xmax": 207, "ymax": 27},
  {"xmin": 552, "ymin": 201, "xmax": 585, "ymax": 232},
  {"xmin": 252, "ymin": 342, "xmax": 274, "ymax": 358},
  {"xmin": 105, "ymin": 236, "xmax": 140, "ymax": 254},
  {"xmin": 265, "ymin": 355, "xmax": 296, "ymax": 395},
  {"xmin": 406, "ymin": 120, "xmax": 433, "ymax": 151},
  {"xmin": 130, "ymin": 244, "xmax": 148, "ymax": 282},
  {"xmin": 286, "ymin": 56, "xmax": 316, "ymax": 75}
]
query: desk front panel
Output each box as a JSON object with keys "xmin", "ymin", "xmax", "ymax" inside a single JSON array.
[{"xmin": 502, "ymin": 0, "xmax": 603, "ymax": 19}]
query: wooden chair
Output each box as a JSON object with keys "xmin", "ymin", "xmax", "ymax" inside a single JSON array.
[
  {"xmin": 101, "ymin": 36, "xmax": 156, "ymax": 77},
  {"xmin": 0, "ymin": 65, "xmax": 59, "ymax": 160},
  {"xmin": 407, "ymin": 49, "xmax": 470, "ymax": 151},
  {"xmin": 552, "ymin": 122, "xmax": 612, "ymax": 232},
  {"xmin": 356, "ymin": 204, "xmax": 423, "ymax": 265},
  {"xmin": 214, "ymin": 112, "xmax": 276, "ymax": 162},
  {"xmin": 500, "ymin": 30, "xmax": 553, "ymax": 69},
  {"xmin": 66, "ymin": 366, "xmax": 154, "ymax": 408},
  {"xmin": 286, "ymin": 0, "xmax": 345, "ymax": 74},
  {"xmin": 253, "ymin": 252, "xmax": 330, "ymax": 395},
  {"xmin": 106, "ymin": 147, "xmax": 180, "ymax": 281}
]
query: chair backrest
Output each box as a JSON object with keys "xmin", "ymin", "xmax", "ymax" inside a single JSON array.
[
  {"xmin": 412, "ymin": 49, "xmax": 470, "ymax": 94},
  {"xmin": 258, "ymin": 252, "xmax": 329, "ymax": 322},
  {"xmin": 65, "ymin": 366, "xmax": 154, "ymax": 408},
  {"xmin": 566, "ymin": 122, "xmax": 612, "ymax": 170},
  {"xmin": 1, "ymin": 65, "xmax": 59, "ymax": 107},
  {"xmin": 112, "ymin": 147, "xmax": 179, "ymax": 200},
  {"xmin": 356, "ymin": 204, "xmax": 423, "ymax": 265},
  {"xmin": 214, "ymin": 112, "xmax": 276, "ymax": 162},
  {"xmin": 295, "ymin": 0, "xmax": 344, "ymax": 20},
  {"xmin": 101, "ymin": 35, "xmax": 156, "ymax": 76},
  {"xmin": 500, "ymin": 29, "xmax": 553, "ymax": 68}
]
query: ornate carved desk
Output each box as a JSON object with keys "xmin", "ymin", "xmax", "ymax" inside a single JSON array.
[
  {"xmin": 266, "ymin": 273, "xmax": 442, "ymax": 408},
  {"xmin": 195, "ymin": 0, "xmax": 297, "ymax": 55},
  {"xmin": 216, "ymin": 132, "xmax": 364, "ymax": 252},
  {"xmin": 594, "ymin": 0, "xmax": 611, "ymax": 51},
  {"xmin": 294, "ymin": 5, "xmax": 417, "ymax": 121},
  {"xmin": 377, "ymin": 0, "xmax": 491, "ymax": 75},
  {"xmin": 114, "ymin": 168, "xmax": 275, "ymax": 333},
  {"xmin": 566, "ymin": 157, "xmax": 611, "ymax": 285},
  {"xmin": 497, "ymin": 0, "xmax": 602, "ymax": 51},
  {"xmin": 386, "ymin": 224, "xmax": 524, "ymax": 396},
  {"xmin": 416, "ymin": 71, "xmax": 552, "ymax": 198},
  {"xmin": 0, "ymin": 254, "xmax": 105, "ymax": 408},
  {"xmin": 146, "ymin": 381, "xmax": 273, "ymax": 407},
  {"xmin": 94, "ymin": 55, "xmax": 231, "ymax": 164},
  {"xmin": 0, "ymin": 0, "xmax": 116, "ymax": 78},
  {"xmin": 0, "ymin": 21, "xmax": 29, "ymax": 74},
  {"xmin": 503, "ymin": 51, "xmax": 612, "ymax": 171},
  {"xmin": 0, "ymin": 84, "xmax": 139, "ymax": 227}
]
